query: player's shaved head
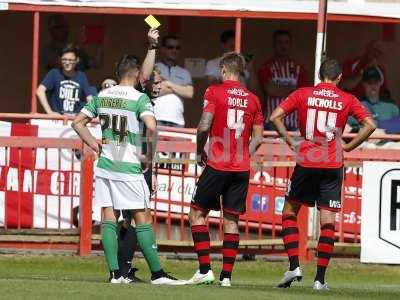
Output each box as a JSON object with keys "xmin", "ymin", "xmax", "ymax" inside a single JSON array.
[
  {"xmin": 116, "ymin": 54, "xmax": 141, "ymax": 80},
  {"xmin": 219, "ymin": 52, "xmax": 245, "ymax": 77},
  {"xmin": 319, "ymin": 58, "xmax": 342, "ymax": 82}
]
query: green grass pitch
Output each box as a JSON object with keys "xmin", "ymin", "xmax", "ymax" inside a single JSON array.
[{"xmin": 0, "ymin": 255, "xmax": 399, "ymax": 300}]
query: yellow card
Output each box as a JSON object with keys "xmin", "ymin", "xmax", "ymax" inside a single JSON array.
[{"xmin": 145, "ymin": 15, "xmax": 161, "ymax": 29}]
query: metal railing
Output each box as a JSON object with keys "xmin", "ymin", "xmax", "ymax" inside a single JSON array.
[{"xmin": 0, "ymin": 114, "xmax": 399, "ymax": 259}]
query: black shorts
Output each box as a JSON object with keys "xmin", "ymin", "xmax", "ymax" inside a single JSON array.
[
  {"xmin": 191, "ymin": 165, "xmax": 250, "ymax": 215},
  {"xmin": 286, "ymin": 165, "xmax": 343, "ymax": 212}
]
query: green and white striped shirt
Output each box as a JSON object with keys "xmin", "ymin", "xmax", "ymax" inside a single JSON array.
[{"xmin": 81, "ymin": 85, "xmax": 154, "ymax": 181}]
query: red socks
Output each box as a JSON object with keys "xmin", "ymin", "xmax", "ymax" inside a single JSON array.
[
  {"xmin": 192, "ymin": 225, "xmax": 240, "ymax": 279},
  {"xmin": 282, "ymin": 214, "xmax": 300, "ymax": 271},
  {"xmin": 220, "ymin": 233, "xmax": 239, "ymax": 280},
  {"xmin": 315, "ymin": 223, "xmax": 335, "ymax": 283},
  {"xmin": 191, "ymin": 225, "xmax": 211, "ymax": 274}
]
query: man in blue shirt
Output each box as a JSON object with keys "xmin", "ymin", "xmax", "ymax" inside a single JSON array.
[{"xmin": 36, "ymin": 45, "xmax": 94, "ymax": 115}]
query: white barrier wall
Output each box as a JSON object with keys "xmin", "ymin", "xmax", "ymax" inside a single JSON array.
[{"xmin": 361, "ymin": 161, "xmax": 400, "ymax": 264}]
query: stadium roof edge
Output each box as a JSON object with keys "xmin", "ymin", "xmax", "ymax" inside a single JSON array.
[{"xmin": 4, "ymin": 0, "xmax": 400, "ymax": 23}]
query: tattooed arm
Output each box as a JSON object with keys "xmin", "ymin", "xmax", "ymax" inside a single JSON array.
[{"xmin": 196, "ymin": 112, "xmax": 214, "ymax": 166}]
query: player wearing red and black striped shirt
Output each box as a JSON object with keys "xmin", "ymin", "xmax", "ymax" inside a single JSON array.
[
  {"xmin": 187, "ymin": 52, "xmax": 264, "ymax": 287},
  {"xmin": 258, "ymin": 30, "xmax": 308, "ymax": 130},
  {"xmin": 270, "ymin": 58, "xmax": 376, "ymax": 290}
]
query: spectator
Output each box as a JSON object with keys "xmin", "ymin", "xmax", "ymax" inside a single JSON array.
[
  {"xmin": 341, "ymin": 40, "xmax": 390, "ymax": 100},
  {"xmin": 205, "ymin": 30, "xmax": 257, "ymax": 90},
  {"xmin": 154, "ymin": 35, "xmax": 194, "ymax": 127},
  {"xmin": 41, "ymin": 15, "xmax": 100, "ymax": 72},
  {"xmin": 36, "ymin": 45, "xmax": 94, "ymax": 115},
  {"xmin": 347, "ymin": 67, "xmax": 399, "ymax": 132},
  {"xmin": 258, "ymin": 29, "xmax": 308, "ymax": 130}
]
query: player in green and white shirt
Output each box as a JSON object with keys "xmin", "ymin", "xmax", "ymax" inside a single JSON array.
[
  {"xmin": 72, "ymin": 55, "xmax": 185, "ymax": 285},
  {"xmin": 81, "ymin": 84, "xmax": 153, "ymax": 181}
]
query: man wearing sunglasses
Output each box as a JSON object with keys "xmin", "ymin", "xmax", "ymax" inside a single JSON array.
[{"xmin": 154, "ymin": 35, "xmax": 194, "ymax": 128}]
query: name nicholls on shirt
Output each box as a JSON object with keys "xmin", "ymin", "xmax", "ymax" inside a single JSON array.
[
  {"xmin": 307, "ymin": 88, "xmax": 343, "ymax": 110},
  {"xmin": 227, "ymin": 88, "xmax": 248, "ymax": 108}
]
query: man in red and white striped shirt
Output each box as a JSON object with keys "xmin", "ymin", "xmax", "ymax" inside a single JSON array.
[{"xmin": 258, "ymin": 30, "xmax": 308, "ymax": 131}]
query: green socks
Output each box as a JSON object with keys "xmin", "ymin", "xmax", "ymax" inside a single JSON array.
[
  {"xmin": 136, "ymin": 224, "xmax": 162, "ymax": 273},
  {"xmin": 101, "ymin": 221, "xmax": 119, "ymax": 271},
  {"xmin": 102, "ymin": 222, "xmax": 162, "ymax": 274}
]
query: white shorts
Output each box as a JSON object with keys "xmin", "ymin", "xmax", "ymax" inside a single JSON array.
[{"xmin": 94, "ymin": 176, "xmax": 150, "ymax": 210}]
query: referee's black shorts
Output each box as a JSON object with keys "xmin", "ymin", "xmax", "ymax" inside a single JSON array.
[
  {"xmin": 286, "ymin": 165, "xmax": 343, "ymax": 212},
  {"xmin": 191, "ymin": 165, "xmax": 250, "ymax": 215}
]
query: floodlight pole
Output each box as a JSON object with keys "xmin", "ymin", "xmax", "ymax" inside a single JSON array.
[{"xmin": 314, "ymin": 0, "xmax": 328, "ymax": 85}]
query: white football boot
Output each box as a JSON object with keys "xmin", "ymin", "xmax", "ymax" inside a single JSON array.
[
  {"xmin": 277, "ymin": 267, "xmax": 303, "ymax": 288},
  {"xmin": 150, "ymin": 272, "xmax": 188, "ymax": 285},
  {"xmin": 109, "ymin": 271, "xmax": 124, "ymax": 284},
  {"xmin": 219, "ymin": 278, "xmax": 231, "ymax": 287},
  {"xmin": 187, "ymin": 270, "xmax": 215, "ymax": 285},
  {"xmin": 313, "ymin": 280, "xmax": 329, "ymax": 290}
]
